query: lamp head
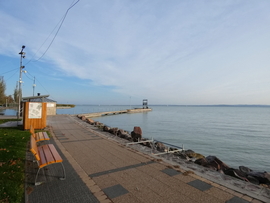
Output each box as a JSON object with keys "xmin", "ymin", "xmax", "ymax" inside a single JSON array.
[{"xmin": 22, "ymin": 45, "xmax": 25, "ymax": 49}]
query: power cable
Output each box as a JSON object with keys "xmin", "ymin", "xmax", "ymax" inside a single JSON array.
[
  {"xmin": 26, "ymin": 70, "xmax": 51, "ymax": 97},
  {"xmin": 4, "ymin": 70, "xmax": 18, "ymax": 82},
  {"xmin": 26, "ymin": 0, "xmax": 80, "ymax": 64},
  {"xmin": 24, "ymin": 71, "xmax": 35, "ymax": 81},
  {"xmin": 0, "ymin": 68, "xmax": 18, "ymax": 75}
]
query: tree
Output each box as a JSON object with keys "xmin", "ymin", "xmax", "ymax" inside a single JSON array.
[
  {"xmin": 0, "ymin": 76, "xmax": 6, "ymax": 104},
  {"xmin": 6, "ymin": 95, "xmax": 14, "ymax": 103}
]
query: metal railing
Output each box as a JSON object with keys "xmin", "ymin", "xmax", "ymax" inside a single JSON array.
[{"xmin": 126, "ymin": 137, "xmax": 184, "ymax": 156}]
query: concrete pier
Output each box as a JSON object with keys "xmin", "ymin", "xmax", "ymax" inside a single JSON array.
[{"xmin": 79, "ymin": 108, "xmax": 152, "ymax": 118}]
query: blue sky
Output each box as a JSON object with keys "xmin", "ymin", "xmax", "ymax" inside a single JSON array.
[{"xmin": 1, "ymin": 0, "xmax": 270, "ymax": 105}]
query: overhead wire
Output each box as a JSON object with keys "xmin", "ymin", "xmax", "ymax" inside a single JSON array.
[
  {"xmin": 24, "ymin": 71, "xmax": 35, "ymax": 81},
  {"xmin": 1, "ymin": 0, "xmax": 80, "ymax": 99},
  {"xmin": 4, "ymin": 70, "xmax": 18, "ymax": 82},
  {"xmin": 26, "ymin": 0, "xmax": 80, "ymax": 64},
  {"xmin": 26, "ymin": 70, "xmax": 53, "ymax": 99},
  {"xmin": 22, "ymin": 0, "xmax": 80, "ymax": 100},
  {"xmin": 0, "ymin": 68, "xmax": 18, "ymax": 75}
]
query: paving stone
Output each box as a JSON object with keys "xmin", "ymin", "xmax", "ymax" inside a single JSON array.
[
  {"xmin": 103, "ymin": 184, "xmax": 129, "ymax": 199},
  {"xmin": 188, "ymin": 179, "xmax": 213, "ymax": 191},
  {"xmin": 161, "ymin": 168, "xmax": 182, "ymax": 176}
]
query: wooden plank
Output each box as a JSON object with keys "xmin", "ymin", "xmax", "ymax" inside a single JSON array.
[
  {"xmin": 48, "ymin": 144, "xmax": 62, "ymax": 163},
  {"xmin": 30, "ymin": 125, "xmax": 35, "ymax": 136},
  {"xmin": 38, "ymin": 147, "xmax": 48, "ymax": 168},
  {"xmin": 30, "ymin": 136, "xmax": 40, "ymax": 161},
  {"xmin": 36, "ymin": 132, "xmax": 41, "ymax": 141},
  {"xmin": 41, "ymin": 145, "xmax": 55, "ymax": 165},
  {"xmin": 42, "ymin": 132, "xmax": 50, "ymax": 140},
  {"xmin": 39, "ymin": 132, "xmax": 45, "ymax": 140}
]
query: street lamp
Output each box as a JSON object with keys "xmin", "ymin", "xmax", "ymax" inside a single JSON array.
[{"xmin": 17, "ymin": 45, "xmax": 26, "ymax": 119}]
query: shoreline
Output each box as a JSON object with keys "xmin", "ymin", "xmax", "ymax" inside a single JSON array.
[
  {"xmin": 56, "ymin": 106, "xmax": 73, "ymax": 109},
  {"xmin": 77, "ymin": 114, "xmax": 270, "ymax": 189},
  {"xmin": 73, "ymin": 115, "xmax": 270, "ymax": 202}
]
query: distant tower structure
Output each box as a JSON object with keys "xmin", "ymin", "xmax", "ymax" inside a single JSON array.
[{"xmin": 142, "ymin": 99, "xmax": 148, "ymax": 109}]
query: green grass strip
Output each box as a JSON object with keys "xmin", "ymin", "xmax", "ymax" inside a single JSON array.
[{"xmin": 0, "ymin": 126, "xmax": 30, "ymax": 203}]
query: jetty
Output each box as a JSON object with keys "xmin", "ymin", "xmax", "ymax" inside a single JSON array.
[{"xmin": 78, "ymin": 108, "xmax": 152, "ymax": 118}]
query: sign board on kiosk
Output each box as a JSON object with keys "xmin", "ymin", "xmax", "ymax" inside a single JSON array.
[{"xmin": 23, "ymin": 102, "xmax": 47, "ymax": 130}]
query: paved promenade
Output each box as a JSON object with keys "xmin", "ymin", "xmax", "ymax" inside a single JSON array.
[{"xmin": 27, "ymin": 115, "xmax": 269, "ymax": 203}]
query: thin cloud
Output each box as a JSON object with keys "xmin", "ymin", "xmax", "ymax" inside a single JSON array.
[{"xmin": 1, "ymin": 0, "xmax": 270, "ymax": 104}]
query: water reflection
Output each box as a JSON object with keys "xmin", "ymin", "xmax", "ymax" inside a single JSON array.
[{"xmin": 0, "ymin": 108, "xmax": 17, "ymax": 116}]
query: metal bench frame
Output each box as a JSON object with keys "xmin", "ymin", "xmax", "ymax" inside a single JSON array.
[{"xmin": 30, "ymin": 136, "xmax": 66, "ymax": 185}]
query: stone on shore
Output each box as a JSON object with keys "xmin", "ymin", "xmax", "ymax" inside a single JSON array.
[
  {"xmin": 155, "ymin": 142, "xmax": 166, "ymax": 152},
  {"xmin": 195, "ymin": 155, "xmax": 229, "ymax": 171},
  {"xmin": 109, "ymin": 128, "xmax": 118, "ymax": 135},
  {"xmin": 86, "ymin": 118, "xmax": 95, "ymax": 124},
  {"xmin": 131, "ymin": 126, "xmax": 142, "ymax": 142},
  {"xmin": 103, "ymin": 125, "xmax": 110, "ymax": 132},
  {"xmin": 185, "ymin": 149, "xmax": 205, "ymax": 159}
]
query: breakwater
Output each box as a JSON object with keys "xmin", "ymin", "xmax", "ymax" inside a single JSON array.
[
  {"xmin": 77, "ymin": 114, "xmax": 270, "ymax": 190},
  {"xmin": 78, "ymin": 108, "xmax": 152, "ymax": 118}
]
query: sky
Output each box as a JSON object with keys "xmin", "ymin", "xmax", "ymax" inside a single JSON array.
[{"xmin": 0, "ymin": 0, "xmax": 270, "ymax": 105}]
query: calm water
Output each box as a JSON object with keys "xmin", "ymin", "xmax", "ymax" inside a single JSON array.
[
  {"xmin": 67, "ymin": 105, "xmax": 270, "ymax": 172},
  {"xmin": 3, "ymin": 105, "xmax": 270, "ymax": 171}
]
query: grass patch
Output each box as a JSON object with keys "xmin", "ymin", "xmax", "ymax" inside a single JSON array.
[{"xmin": 0, "ymin": 126, "xmax": 30, "ymax": 203}]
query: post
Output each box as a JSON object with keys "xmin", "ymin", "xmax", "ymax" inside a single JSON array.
[{"xmin": 17, "ymin": 45, "xmax": 26, "ymax": 120}]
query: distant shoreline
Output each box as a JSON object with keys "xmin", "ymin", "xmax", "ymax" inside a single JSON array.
[{"xmin": 56, "ymin": 104, "xmax": 75, "ymax": 109}]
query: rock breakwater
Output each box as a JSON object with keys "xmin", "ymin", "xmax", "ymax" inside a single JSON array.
[{"xmin": 77, "ymin": 114, "xmax": 270, "ymax": 189}]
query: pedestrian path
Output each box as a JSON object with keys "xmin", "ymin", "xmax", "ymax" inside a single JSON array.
[{"xmin": 27, "ymin": 115, "xmax": 269, "ymax": 203}]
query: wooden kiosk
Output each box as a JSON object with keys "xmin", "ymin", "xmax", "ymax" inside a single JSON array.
[{"xmin": 23, "ymin": 101, "xmax": 47, "ymax": 130}]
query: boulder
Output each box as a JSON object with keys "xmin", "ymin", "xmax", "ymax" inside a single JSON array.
[
  {"xmin": 131, "ymin": 126, "xmax": 142, "ymax": 142},
  {"xmin": 155, "ymin": 142, "xmax": 166, "ymax": 152},
  {"xmin": 103, "ymin": 126, "xmax": 110, "ymax": 132},
  {"xmin": 109, "ymin": 128, "xmax": 118, "ymax": 135},
  {"xmin": 247, "ymin": 171, "xmax": 270, "ymax": 185},
  {"xmin": 81, "ymin": 116, "xmax": 86, "ymax": 121},
  {"xmin": 121, "ymin": 133, "xmax": 132, "ymax": 140},
  {"xmin": 194, "ymin": 157, "xmax": 208, "ymax": 166},
  {"xmin": 194, "ymin": 156, "xmax": 229, "ymax": 171},
  {"xmin": 177, "ymin": 152, "xmax": 189, "ymax": 160},
  {"xmin": 205, "ymin": 156, "xmax": 230, "ymax": 171},
  {"xmin": 117, "ymin": 129, "xmax": 125, "ymax": 137},
  {"xmin": 86, "ymin": 118, "xmax": 95, "ymax": 124},
  {"xmin": 224, "ymin": 168, "xmax": 249, "ymax": 181},
  {"xmin": 224, "ymin": 166, "xmax": 270, "ymax": 185},
  {"xmin": 184, "ymin": 149, "xmax": 205, "ymax": 159}
]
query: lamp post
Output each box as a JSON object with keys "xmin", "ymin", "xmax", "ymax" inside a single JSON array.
[{"xmin": 17, "ymin": 45, "xmax": 26, "ymax": 119}]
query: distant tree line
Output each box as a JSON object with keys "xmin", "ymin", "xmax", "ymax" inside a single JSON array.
[
  {"xmin": 56, "ymin": 104, "xmax": 75, "ymax": 108},
  {"xmin": 0, "ymin": 76, "xmax": 20, "ymax": 106}
]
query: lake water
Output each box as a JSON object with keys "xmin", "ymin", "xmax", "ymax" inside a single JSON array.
[{"xmin": 3, "ymin": 105, "xmax": 270, "ymax": 171}]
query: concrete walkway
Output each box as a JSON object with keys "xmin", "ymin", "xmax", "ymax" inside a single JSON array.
[{"xmin": 27, "ymin": 115, "xmax": 269, "ymax": 203}]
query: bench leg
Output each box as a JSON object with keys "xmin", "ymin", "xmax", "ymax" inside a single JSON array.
[
  {"xmin": 59, "ymin": 162, "xmax": 66, "ymax": 180},
  {"xmin": 34, "ymin": 168, "xmax": 42, "ymax": 186},
  {"xmin": 34, "ymin": 163, "xmax": 66, "ymax": 185}
]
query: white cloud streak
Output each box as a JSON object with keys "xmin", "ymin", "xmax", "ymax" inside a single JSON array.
[{"xmin": 1, "ymin": 0, "xmax": 270, "ymax": 104}]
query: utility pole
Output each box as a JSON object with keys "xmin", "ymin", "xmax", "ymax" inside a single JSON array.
[{"xmin": 17, "ymin": 45, "xmax": 26, "ymax": 119}]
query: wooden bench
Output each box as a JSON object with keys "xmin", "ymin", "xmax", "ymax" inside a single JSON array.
[
  {"xmin": 30, "ymin": 136, "xmax": 66, "ymax": 185},
  {"xmin": 30, "ymin": 125, "xmax": 50, "ymax": 143}
]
